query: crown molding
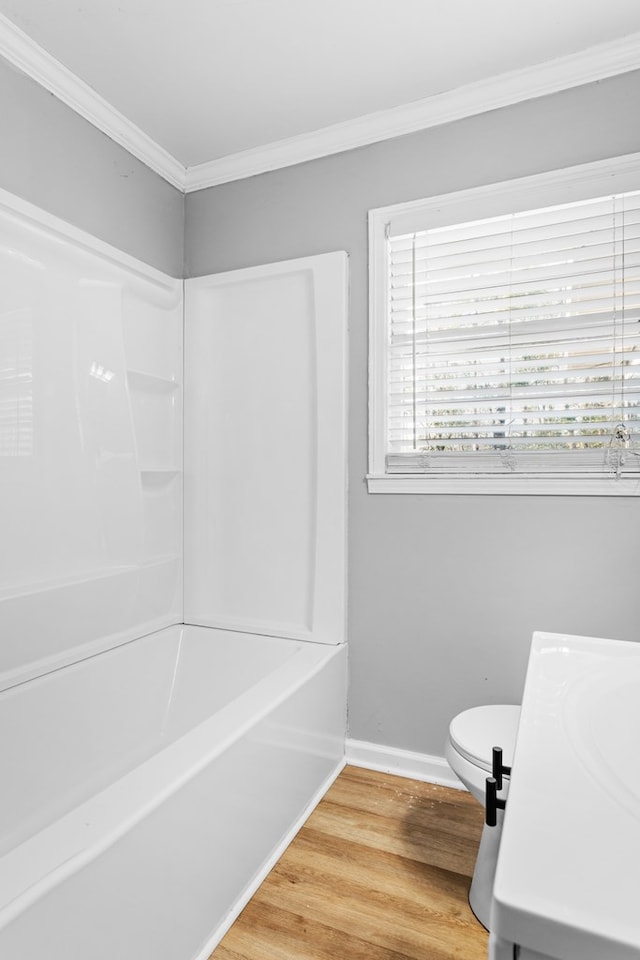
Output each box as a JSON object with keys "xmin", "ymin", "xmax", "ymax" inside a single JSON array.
[
  {"xmin": 184, "ymin": 31, "xmax": 640, "ymax": 192},
  {"xmin": 0, "ymin": 12, "xmax": 186, "ymax": 190},
  {"xmin": 2, "ymin": 9, "xmax": 640, "ymax": 194}
]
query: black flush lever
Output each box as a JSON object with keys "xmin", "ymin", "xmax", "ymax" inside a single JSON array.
[{"xmin": 485, "ymin": 745, "xmax": 512, "ymax": 827}]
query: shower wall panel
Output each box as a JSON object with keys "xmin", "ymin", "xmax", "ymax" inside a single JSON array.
[
  {"xmin": 0, "ymin": 190, "xmax": 183, "ymax": 691},
  {"xmin": 184, "ymin": 252, "xmax": 348, "ymax": 645}
]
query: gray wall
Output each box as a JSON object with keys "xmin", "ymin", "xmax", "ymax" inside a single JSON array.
[
  {"xmin": 186, "ymin": 71, "xmax": 640, "ymax": 757},
  {"xmin": 0, "ymin": 57, "xmax": 184, "ymax": 276}
]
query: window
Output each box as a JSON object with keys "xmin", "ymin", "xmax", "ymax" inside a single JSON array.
[{"xmin": 368, "ymin": 155, "xmax": 640, "ymax": 494}]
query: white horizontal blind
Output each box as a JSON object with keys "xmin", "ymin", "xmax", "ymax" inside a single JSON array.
[{"xmin": 387, "ymin": 191, "xmax": 640, "ymax": 478}]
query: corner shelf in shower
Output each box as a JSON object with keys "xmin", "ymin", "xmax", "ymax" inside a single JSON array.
[
  {"xmin": 125, "ymin": 358, "xmax": 181, "ymax": 593},
  {"xmin": 140, "ymin": 469, "xmax": 181, "ymax": 487}
]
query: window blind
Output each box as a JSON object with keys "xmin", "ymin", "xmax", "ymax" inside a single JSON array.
[{"xmin": 386, "ymin": 191, "xmax": 640, "ymax": 478}]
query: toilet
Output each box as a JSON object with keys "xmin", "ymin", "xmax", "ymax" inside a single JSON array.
[{"xmin": 445, "ymin": 704, "xmax": 520, "ymax": 930}]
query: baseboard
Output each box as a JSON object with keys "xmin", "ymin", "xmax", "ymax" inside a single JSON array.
[{"xmin": 346, "ymin": 738, "xmax": 464, "ymax": 790}]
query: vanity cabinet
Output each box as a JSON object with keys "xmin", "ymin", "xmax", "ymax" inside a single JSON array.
[{"xmin": 490, "ymin": 631, "xmax": 640, "ymax": 960}]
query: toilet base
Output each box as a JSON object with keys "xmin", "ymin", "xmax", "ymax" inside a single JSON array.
[{"xmin": 469, "ymin": 808, "xmax": 504, "ymax": 930}]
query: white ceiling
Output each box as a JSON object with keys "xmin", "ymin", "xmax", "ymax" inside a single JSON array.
[{"xmin": 2, "ymin": 0, "xmax": 640, "ymax": 186}]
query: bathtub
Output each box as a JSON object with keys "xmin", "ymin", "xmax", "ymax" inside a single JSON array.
[{"xmin": 0, "ymin": 624, "xmax": 346, "ymax": 959}]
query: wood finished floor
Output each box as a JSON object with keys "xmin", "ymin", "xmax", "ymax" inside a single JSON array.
[{"xmin": 209, "ymin": 765, "xmax": 488, "ymax": 960}]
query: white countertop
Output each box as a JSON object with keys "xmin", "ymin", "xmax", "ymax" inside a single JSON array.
[{"xmin": 492, "ymin": 631, "xmax": 640, "ymax": 960}]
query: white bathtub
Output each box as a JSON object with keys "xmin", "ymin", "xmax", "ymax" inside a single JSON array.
[{"xmin": 0, "ymin": 624, "xmax": 346, "ymax": 959}]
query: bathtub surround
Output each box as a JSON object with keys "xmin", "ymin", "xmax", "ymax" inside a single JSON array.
[
  {"xmin": 0, "ymin": 187, "xmax": 183, "ymax": 688},
  {"xmin": 0, "ymin": 185, "xmax": 348, "ymax": 954},
  {"xmin": 0, "ymin": 183, "xmax": 347, "ymax": 683},
  {"xmin": 184, "ymin": 255, "xmax": 348, "ymax": 645}
]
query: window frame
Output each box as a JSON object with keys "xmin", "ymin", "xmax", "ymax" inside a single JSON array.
[{"xmin": 368, "ymin": 153, "xmax": 640, "ymax": 496}]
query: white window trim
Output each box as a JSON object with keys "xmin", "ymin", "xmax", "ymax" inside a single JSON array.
[{"xmin": 368, "ymin": 152, "xmax": 640, "ymax": 496}]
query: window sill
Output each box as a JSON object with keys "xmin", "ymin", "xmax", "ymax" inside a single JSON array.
[{"xmin": 366, "ymin": 474, "xmax": 640, "ymax": 496}]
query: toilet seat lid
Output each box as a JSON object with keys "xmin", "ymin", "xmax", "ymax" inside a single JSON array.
[{"xmin": 449, "ymin": 704, "xmax": 520, "ymax": 773}]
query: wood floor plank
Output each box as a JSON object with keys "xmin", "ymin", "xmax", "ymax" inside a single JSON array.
[
  {"xmin": 336, "ymin": 765, "xmax": 475, "ymax": 809},
  {"xmin": 275, "ymin": 828, "xmax": 474, "ymax": 919},
  {"xmin": 255, "ymin": 855, "xmax": 479, "ymax": 959},
  {"xmin": 304, "ymin": 799, "xmax": 480, "ymax": 876},
  {"xmin": 209, "ymin": 765, "xmax": 488, "ymax": 960},
  {"xmin": 327, "ymin": 768, "xmax": 484, "ymax": 841},
  {"xmin": 213, "ymin": 901, "xmax": 421, "ymax": 960}
]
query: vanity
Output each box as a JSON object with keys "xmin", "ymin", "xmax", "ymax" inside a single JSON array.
[{"xmin": 490, "ymin": 631, "xmax": 640, "ymax": 960}]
